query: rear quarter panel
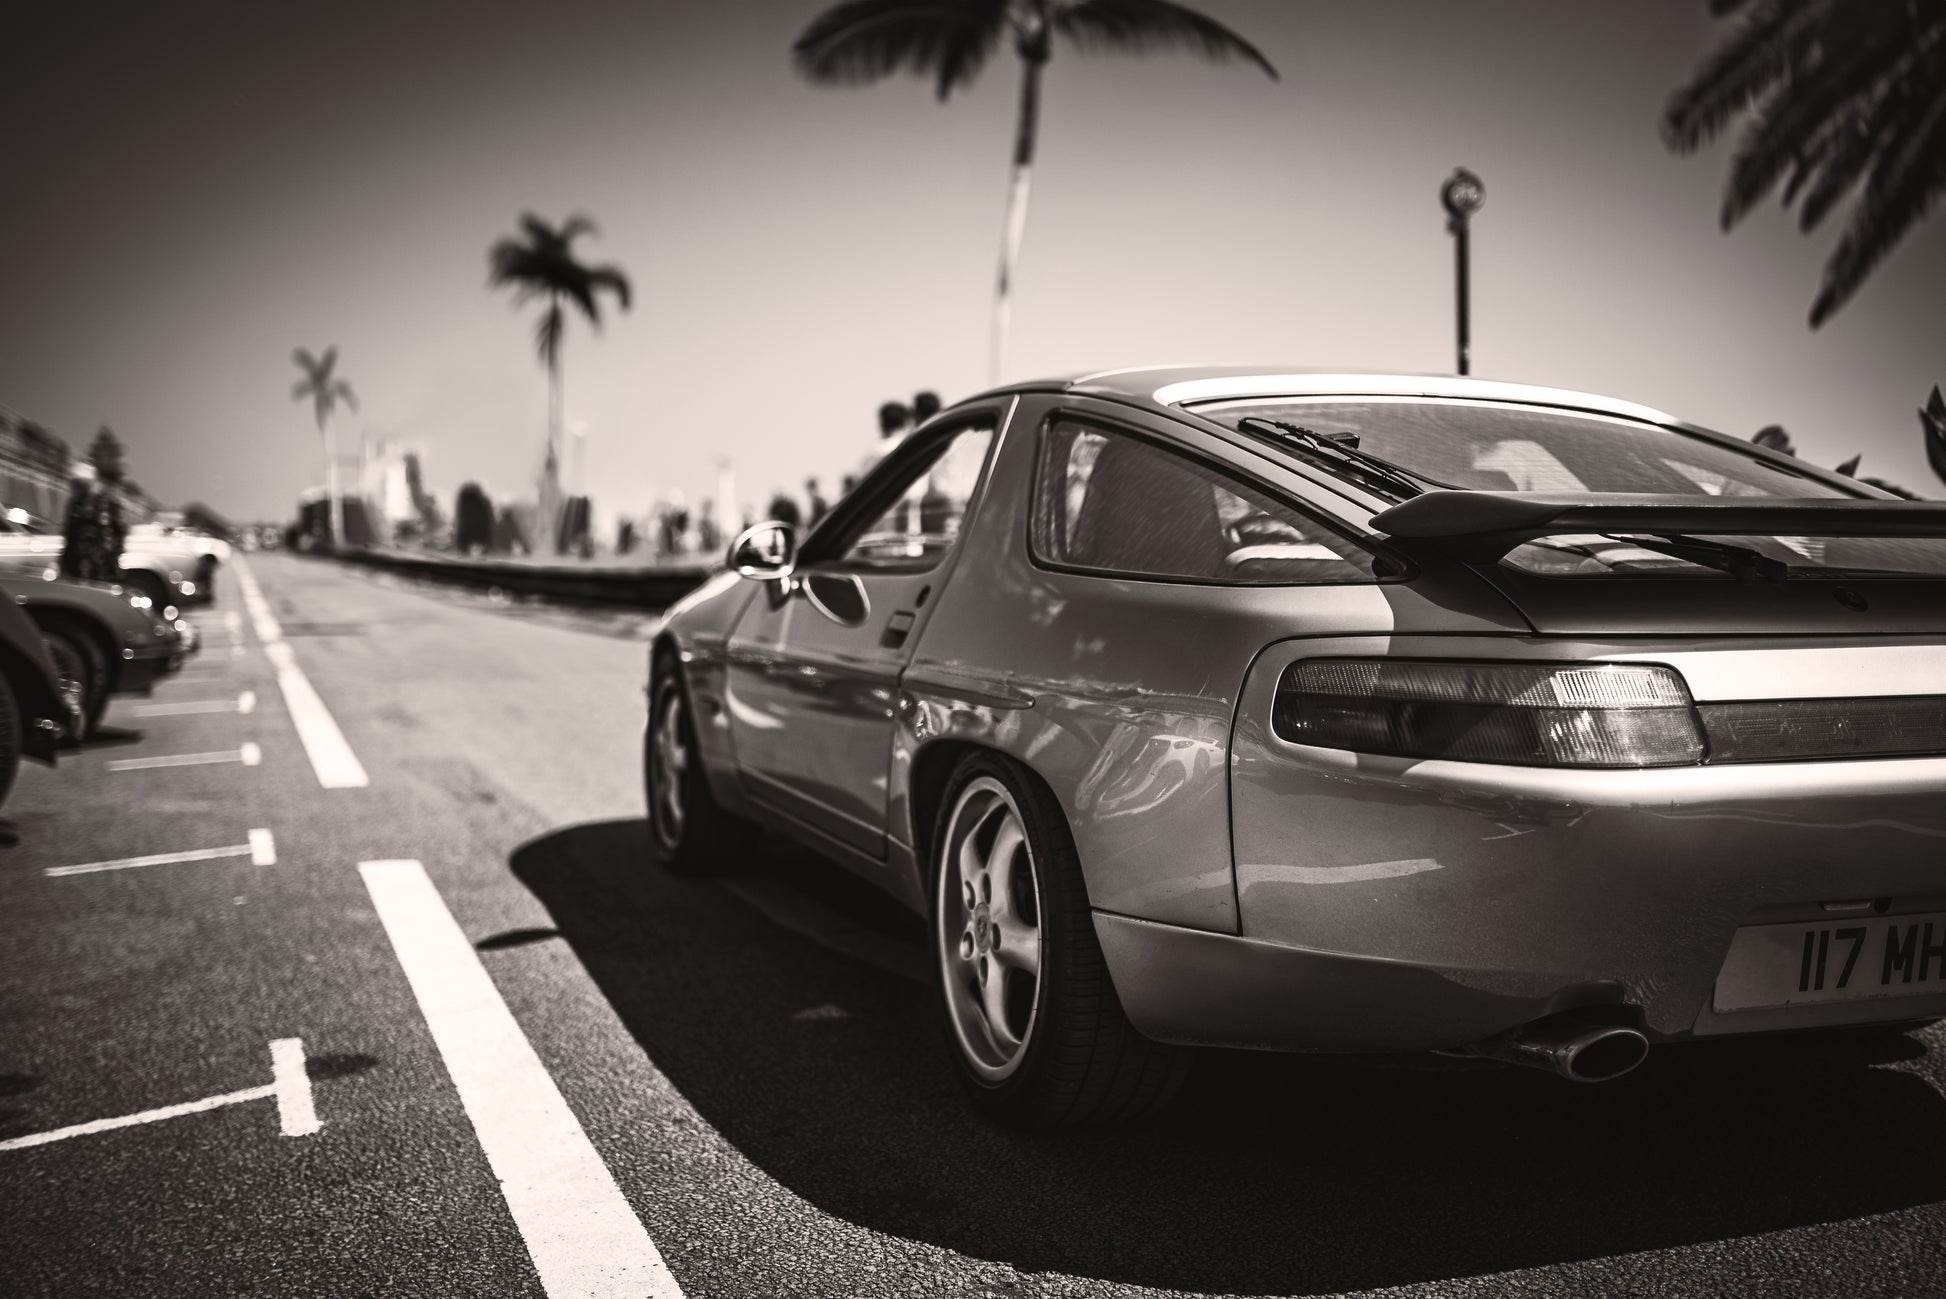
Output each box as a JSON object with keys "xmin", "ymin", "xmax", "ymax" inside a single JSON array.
[{"xmin": 892, "ymin": 394, "xmax": 1531, "ymax": 932}]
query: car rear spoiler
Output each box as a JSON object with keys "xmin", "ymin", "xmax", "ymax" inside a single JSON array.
[{"xmin": 1370, "ymin": 491, "xmax": 1946, "ymax": 560}]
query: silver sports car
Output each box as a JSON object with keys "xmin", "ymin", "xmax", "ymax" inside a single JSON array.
[{"xmin": 645, "ymin": 368, "xmax": 1946, "ymax": 1126}]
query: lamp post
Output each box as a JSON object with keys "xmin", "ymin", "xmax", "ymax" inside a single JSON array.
[{"xmin": 1440, "ymin": 167, "xmax": 1485, "ymax": 375}]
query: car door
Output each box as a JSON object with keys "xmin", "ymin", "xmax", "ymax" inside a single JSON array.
[{"xmin": 724, "ymin": 413, "xmax": 999, "ymax": 858}]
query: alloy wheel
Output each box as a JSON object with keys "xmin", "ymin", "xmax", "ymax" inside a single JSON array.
[
  {"xmin": 649, "ymin": 686, "xmax": 688, "ymax": 852},
  {"xmin": 937, "ymin": 776, "xmax": 1044, "ymax": 1081}
]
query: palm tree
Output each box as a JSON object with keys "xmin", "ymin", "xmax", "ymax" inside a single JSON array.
[
  {"xmin": 291, "ymin": 346, "xmax": 357, "ymax": 546},
  {"xmin": 793, "ymin": 0, "xmax": 1276, "ymax": 383},
  {"xmin": 1662, "ymin": 0, "xmax": 1946, "ymax": 327},
  {"xmin": 487, "ymin": 214, "xmax": 632, "ymax": 548}
]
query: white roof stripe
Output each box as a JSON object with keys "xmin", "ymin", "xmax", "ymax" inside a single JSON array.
[{"xmin": 1152, "ymin": 374, "xmax": 1679, "ymax": 426}]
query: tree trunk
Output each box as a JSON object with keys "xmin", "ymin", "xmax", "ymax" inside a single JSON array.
[
  {"xmin": 544, "ymin": 320, "xmax": 563, "ymax": 555},
  {"xmin": 990, "ymin": 51, "xmax": 1044, "ymax": 386},
  {"xmin": 324, "ymin": 419, "xmax": 345, "ymax": 549}
]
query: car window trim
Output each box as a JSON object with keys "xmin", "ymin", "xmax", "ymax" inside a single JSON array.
[
  {"xmin": 798, "ymin": 404, "xmax": 1006, "ymax": 574},
  {"xmin": 1024, "ymin": 408, "xmax": 1409, "ymax": 588}
]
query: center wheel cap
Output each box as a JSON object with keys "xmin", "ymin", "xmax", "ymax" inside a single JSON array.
[{"xmin": 973, "ymin": 904, "xmax": 991, "ymax": 953}]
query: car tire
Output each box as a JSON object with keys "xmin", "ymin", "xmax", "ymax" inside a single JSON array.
[
  {"xmin": 41, "ymin": 629, "xmax": 97, "ymax": 744},
  {"xmin": 0, "ymin": 670, "xmax": 20, "ymax": 809},
  {"xmin": 930, "ymin": 751, "xmax": 1190, "ymax": 1127},
  {"xmin": 646, "ymin": 656, "xmax": 756, "ymax": 875},
  {"xmin": 118, "ymin": 569, "xmax": 172, "ymax": 611}
]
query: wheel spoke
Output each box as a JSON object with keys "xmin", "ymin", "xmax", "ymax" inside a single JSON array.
[
  {"xmin": 984, "ymin": 817, "xmax": 1024, "ymax": 920},
  {"xmin": 993, "ymin": 917, "xmax": 1039, "ymax": 976},
  {"xmin": 980, "ymin": 964, "xmax": 1018, "ymax": 1053}
]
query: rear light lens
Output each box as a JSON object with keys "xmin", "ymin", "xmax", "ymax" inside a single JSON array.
[{"xmin": 1274, "ymin": 659, "xmax": 1706, "ymax": 767}]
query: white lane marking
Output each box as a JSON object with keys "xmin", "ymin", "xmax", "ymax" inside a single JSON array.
[
  {"xmin": 270, "ymin": 1038, "xmax": 320, "ymax": 1136},
  {"xmin": 224, "ymin": 611, "xmax": 242, "ymax": 633},
  {"xmin": 131, "ymin": 698, "xmax": 249, "ymax": 717},
  {"xmin": 234, "ymin": 558, "xmax": 367, "ymax": 789},
  {"xmin": 359, "ymin": 860, "xmax": 683, "ymax": 1298},
  {"xmin": 235, "ymin": 563, "xmax": 283, "ymax": 645},
  {"xmin": 107, "ymin": 748, "xmax": 254, "ymax": 771},
  {"xmin": 48, "ymin": 830, "xmax": 275, "ymax": 877},
  {"xmin": 0, "ymin": 1039, "xmax": 320, "ymax": 1152},
  {"xmin": 238, "ymin": 689, "xmax": 256, "ymax": 714}
]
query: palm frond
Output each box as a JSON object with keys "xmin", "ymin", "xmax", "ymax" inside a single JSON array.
[
  {"xmin": 292, "ymin": 346, "xmax": 320, "ymax": 376},
  {"xmin": 587, "ymin": 265, "xmax": 632, "ymax": 312},
  {"xmin": 1661, "ymin": 0, "xmax": 1812, "ymax": 154},
  {"xmin": 1922, "ymin": 385, "xmax": 1946, "ymax": 487},
  {"xmin": 1716, "ymin": 8, "xmax": 1915, "ymax": 228},
  {"xmin": 291, "ymin": 378, "xmax": 312, "ymax": 401},
  {"xmin": 1053, "ymin": 0, "xmax": 1278, "ymax": 79},
  {"xmin": 333, "ymin": 379, "xmax": 358, "ymax": 413},
  {"xmin": 1810, "ymin": 89, "xmax": 1946, "ymax": 324},
  {"xmin": 793, "ymin": 0, "xmax": 1006, "ymax": 100},
  {"xmin": 558, "ymin": 214, "xmax": 598, "ymax": 244},
  {"xmin": 1665, "ymin": 0, "xmax": 1946, "ymax": 326}
]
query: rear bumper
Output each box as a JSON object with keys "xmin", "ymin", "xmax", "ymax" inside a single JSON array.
[{"xmin": 1097, "ymin": 910, "xmax": 1946, "ymax": 1053}]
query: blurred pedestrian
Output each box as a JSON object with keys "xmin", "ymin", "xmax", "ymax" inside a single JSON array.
[
  {"xmin": 912, "ymin": 390, "xmax": 941, "ymax": 427},
  {"xmin": 58, "ymin": 464, "xmax": 125, "ymax": 583},
  {"xmin": 696, "ymin": 499, "xmax": 721, "ymax": 553},
  {"xmin": 766, "ymin": 489, "xmax": 803, "ymax": 529},
  {"xmin": 805, "ymin": 477, "xmax": 829, "ymax": 525}
]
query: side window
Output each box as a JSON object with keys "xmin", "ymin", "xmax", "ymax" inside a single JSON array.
[
  {"xmin": 835, "ymin": 423, "xmax": 994, "ymax": 571},
  {"xmin": 1031, "ymin": 420, "xmax": 1379, "ymax": 585}
]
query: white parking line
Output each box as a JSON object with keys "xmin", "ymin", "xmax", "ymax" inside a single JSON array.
[
  {"xmin": 235, "ymin": 559, "xmax": 368, "ymax": 789},
  {"xmin": 0, "ymin": 1039, "xmax": 321, "ymax": 1152},
  {"xmin": 107, "ymin": 742, "xmax": 261, "ymax": 771},
  {"xmin": 47, "ymin": 829, "xmax": 276, "ymax": 877},
  {"xmin": 131, "ymin": 693, "xmax": 253, "ymax": 717},
  {"xmin": 359, "ymin": 860, "xmax": 683, "ymax": 1298}
]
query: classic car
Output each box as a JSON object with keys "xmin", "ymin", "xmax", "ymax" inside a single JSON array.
[
  {"xmin": 0, "ymin": 570, "xmax": 186, "ymax": 740},
  {"xmin": 0, "ymin": 589, "xmax": 70, "ymax": 806},
  {"xmin": 645, "ymin": 368, "xmax": 1946, "ymax": 1126}
]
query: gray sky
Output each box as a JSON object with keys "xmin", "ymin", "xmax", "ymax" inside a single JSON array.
[{"xmin": 5, "ymin": 0, "xmax": 1942, "ymax": 522}]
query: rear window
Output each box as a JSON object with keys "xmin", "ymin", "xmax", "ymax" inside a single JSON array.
[
  {"xmin": 1193, "ymin": 397, "xmax": 1946, "ymax": 579},
  {"xmin": 1190, "ymin": 397, "xmax": 1844, "ymax": 499}
]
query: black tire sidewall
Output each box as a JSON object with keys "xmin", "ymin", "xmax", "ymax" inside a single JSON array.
[
  {"xmin": 42, "ymin": 631, "xmax": 94, "ymax": 742},
  {"xmin": 0, "ymin": 670, "xmax": 19, "ymax": 808},
  {"xmin": 929, "ymin": 753, "xmax": 1086, "ymax": 1119}
]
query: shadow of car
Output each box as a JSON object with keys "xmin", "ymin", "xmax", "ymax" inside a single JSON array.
[{"xmin": 512, "ymin": 817, "xmax": 1946, "ymax": 1296}]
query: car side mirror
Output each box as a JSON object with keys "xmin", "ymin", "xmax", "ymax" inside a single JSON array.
[{"xmin": 728, "ymin": 520, "xmax": 796, "ymax": 579}]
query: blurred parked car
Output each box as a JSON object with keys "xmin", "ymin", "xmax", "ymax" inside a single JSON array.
[
  {"xmin": 0, "ymin": 514, "xmax": 198, "ymax": 610},
  {"xmin": 0, "ymin": 592, "xmax": 69, "ymax": 806},
  {"xmin": 128, "ymin": 520, "xmax": 227, "ymax": 604},
  {"xmin": 647, "ymin": 368, "xmax": 1946, "ymax": 1126},
  {"xmin": 0, "ymin": 570, "xmax": 186, "ymax": 740}
]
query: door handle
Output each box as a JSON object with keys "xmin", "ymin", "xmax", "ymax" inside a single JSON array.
[{"xmin": 881, "ymin": 609, "xmax": 916, "ymax": 649}]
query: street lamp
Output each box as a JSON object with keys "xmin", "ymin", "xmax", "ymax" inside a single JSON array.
[{"xmin": 1440, "ymin": 167, "xmax": 1485, "ymax": 375}]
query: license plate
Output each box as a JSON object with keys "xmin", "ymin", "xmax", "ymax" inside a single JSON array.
[{"xmin": 1713, "ymin": 911, "xmax": 1946, "ymax": 1012}]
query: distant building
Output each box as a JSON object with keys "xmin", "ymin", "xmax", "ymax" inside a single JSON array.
[{"xmin": 0, "ymin": 404, "xmax": 75, "ymax": 528}]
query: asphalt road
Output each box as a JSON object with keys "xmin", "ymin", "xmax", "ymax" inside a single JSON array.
[{"xmin": 2, "ymin": 552, "xmax": 1943, "ymax": 1298}]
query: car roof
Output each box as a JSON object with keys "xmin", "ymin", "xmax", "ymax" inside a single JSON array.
[{"xmin": 979, "ymin": 365, "xmax": 1682, "ymax": 427}]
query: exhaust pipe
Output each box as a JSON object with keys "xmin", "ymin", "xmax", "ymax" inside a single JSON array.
[{"xmin": 1467, "ymin": 1015, "xmax": 1649, "ymax": 1083}]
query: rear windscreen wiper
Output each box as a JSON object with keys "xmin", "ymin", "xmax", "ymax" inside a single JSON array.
[
  {"xmin": 1235, "ymin": 417, "xmax": 1450, "ymax": 502},
  {"xmin": 1609, "ymin": 533, "xmax": 1791, "ymax": 583}
]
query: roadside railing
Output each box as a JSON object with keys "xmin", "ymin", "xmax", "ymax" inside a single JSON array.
[{"xmin": 317, "ymin": 546, "xmax": 713, "ymax": 611}]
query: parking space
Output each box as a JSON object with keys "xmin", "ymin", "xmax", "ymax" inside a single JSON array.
[{"xmin": 8, "ymin": 552, "xmax": 1945, "ymax": 1299}]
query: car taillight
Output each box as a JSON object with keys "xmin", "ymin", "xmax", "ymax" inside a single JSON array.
[{"xmin": 1273, "ymin": 659, "xmax": 1706, "ymax": 768}]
